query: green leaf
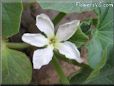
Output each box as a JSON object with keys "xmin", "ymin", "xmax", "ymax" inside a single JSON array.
[
  {"xmin": 85, "ymin": 45, "xmax": 114, "ymax": 84},
  {"xmin": 106, "ymin": 45, "xmax": 114, "ymax": 66},
  {"xmin": 87, "ymin": 7, "xmax": 113, "ymax": 68},
  {"xmin": 85, "ymin": 48, "xmax": 107, "ymax": 83},
  {"xmin": 88, "ymin": 67, "xmax": 114, "ymax": 84},
  {"xmin": 69, "ymin": 27, "xmax": 89, "ymax": 48},
  {"xmin": 2, "ymin": 1, "xmax": 23, "ymax": 37},
  {"xmin": 2, "ymin": 42, "xmax": 32, "ymax": 84}
]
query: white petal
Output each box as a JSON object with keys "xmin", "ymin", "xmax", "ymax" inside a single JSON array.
[
  {"xmin": 57, "ymin": 41, "xmax": 83, "ymax": 63},
  {"xmin": 22, "ymin": 33, "xmax": 48, "ymax": 47},
  {"xmin": 33, "ymin": 46, "xmax": 53, "ymax": 69},
  {"xmin": 36, "ymin": 14, "xmax": 54, "ymax": 38},
  {"xmin": 56, "ymin": 20, "xmax": 80, "ymax": 41}
]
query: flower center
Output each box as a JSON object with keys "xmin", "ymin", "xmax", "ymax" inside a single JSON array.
[
  {"xmin": 49, "ymin": 37, "xmax": 59, "ymax": 47},
  {"xmin": 49, "ymin": 37, "xmax": 56, "ymax": 44}
]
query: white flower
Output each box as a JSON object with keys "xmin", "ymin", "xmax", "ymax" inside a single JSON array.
[{"xmin": 22, "ymin": 14, "xmax": 83, "ymax": 69}]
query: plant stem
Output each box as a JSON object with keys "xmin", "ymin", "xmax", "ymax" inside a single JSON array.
[
  {"xmin": 53, "ymin": 12, "xmax": 66, "ymax": 26},
  {"xmin": 51, "ymin": 56, "xmax": 70, "ymax": 84},
  {"xmin": 6, "ymin": 43, "xmax": 30, "ymax": 49}
]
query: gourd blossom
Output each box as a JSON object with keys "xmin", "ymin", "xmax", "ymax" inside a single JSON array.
[{"xmin": 22, "ymin": 14, "xmax": 83, "ymax": 69}]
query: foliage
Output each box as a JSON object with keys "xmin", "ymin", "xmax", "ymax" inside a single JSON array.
[
  {"xmin": 1, "ymin": 0, "xmax": 32, "ymax": 84},
  {"xmin": 87, "ymin": 7, "xmax": 113, "ymax": 68},
  {"xmin": 2, "ymin": 1, "xmax": 22, "ymax": 37},
  {"xmin": 2, "ymin": 42, "xmax": 32, "ymax": 84}
]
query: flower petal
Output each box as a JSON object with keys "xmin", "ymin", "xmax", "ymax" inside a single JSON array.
[
  {"xmin": 22, "ymin": 33, "xmax": 48, "ymax": 47},
  {"xmin": 57, "ymin": 41, "xmax": 83, "ymax": 63},
  {"xmin": 56, "ymin": 20, "xmax": 80, "ymax": 41},
  {"xmin": 36, "ymin": 14, "xmax": 54, "ymax": 38},
  {"xmin": 33, "ymin": 46, "xmax": 53, "ymax": 69}
]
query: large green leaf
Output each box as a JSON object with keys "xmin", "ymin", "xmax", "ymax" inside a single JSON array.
[
  {"xmin": 87, "ymin": 7, "xmax": 113, "ymax": 69},
  {"xmin": 84, "ymin": 48, "xmax": 107, "ymax": 83},
  {"xmin": 2, "ymin": 42, "xmax": 32, "ymax": 84},
  {"xmin": 88, "ymin": 67, "xmax": 114, "ymax": 84},
  {"xmin": 85, "ymin": 45, "xmax": 114, "ymax": 84},
  {"xmin": 2, "ymin": 1, "xmax": 23, "ymax": 37}
]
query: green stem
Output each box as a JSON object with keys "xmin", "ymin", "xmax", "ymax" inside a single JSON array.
[
  {"xmin": 53, "ymin": 12, "xmax": 66, "ymax": 26},
  {"xmin": 51, "ymin": 56, "xmax": 70, "ymax": 84},
  {"xmin": 6, "ymin": 43, "xmax": 30, "ymax": 49}
]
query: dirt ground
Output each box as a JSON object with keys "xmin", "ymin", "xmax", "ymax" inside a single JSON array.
[{"xmin": 9, "ymin": 2, "xmax": 96, "ymax": 84}]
